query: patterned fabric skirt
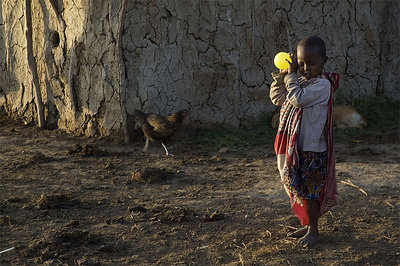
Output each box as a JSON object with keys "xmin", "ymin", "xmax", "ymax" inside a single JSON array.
[{"xmin": 289, "ymin": 151, "xmax": 327, "ymax": 200}]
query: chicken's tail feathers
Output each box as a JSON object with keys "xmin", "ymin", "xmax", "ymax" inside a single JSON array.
[{"xmin": 134, "ymin": 109, "xmax": 149, "ymax": 122}]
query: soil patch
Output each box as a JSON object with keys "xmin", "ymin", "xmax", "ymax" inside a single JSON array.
[
  {"xmin": 131, "ymin": 167, "xmax": 175, "ymax": 184},
  {"xmin": 0, "ymin": 120, "xmax": 399, "ymax": 265}
]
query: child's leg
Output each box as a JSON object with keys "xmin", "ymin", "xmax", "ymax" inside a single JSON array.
[
  {"xmin": 299, "ymin": 199, "xmax": 320, "ymax": 246},
  {"xmin": 287, "ymin": 199, "xmax": 317, "ymax": 238}
]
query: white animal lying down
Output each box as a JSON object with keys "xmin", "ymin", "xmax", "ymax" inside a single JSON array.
[
  {"xmin": 333, "ymin": 105, "xmax": 367, "ymax": 129},
  {"xmin": 271, "ymin": 105, "xmax": 367, "ymax": 129}
]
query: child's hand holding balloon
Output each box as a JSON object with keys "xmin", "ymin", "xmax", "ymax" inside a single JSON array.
[
  {"xmin": 287, "ymin": 53, "xmax": 298, "ymax": 74},
  {"xmin": 274, "ymin": 52, "xmax": 298, "ymax": 74}
]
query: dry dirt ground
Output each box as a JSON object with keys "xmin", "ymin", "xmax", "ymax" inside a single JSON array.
[{"xmin": 0, "ymin": 119, "xmax": 399, "ymax": 265}]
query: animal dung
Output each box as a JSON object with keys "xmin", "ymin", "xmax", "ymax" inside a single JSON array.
[
  {"xmin": 68, "ymin": 144, "xmax": 109, "ymax": 156},
  {"xmin": 131, "ymin": 167, "xmax": 174, "ymax": 183},
  {"xmin": 33, "ymin": 193, "xmax": 80, "ymax": 209}
]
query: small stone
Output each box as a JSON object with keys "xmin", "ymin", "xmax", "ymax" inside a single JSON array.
[
  {"xmin": 218, "ymin": 147, "xmax": 229, "ymax": 154},
  {"xmin": 203, "ymin": 210, "xmax": 224, "ymax": 222}
]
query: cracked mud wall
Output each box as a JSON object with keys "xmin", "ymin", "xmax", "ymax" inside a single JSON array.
[
  {"xmin": 0, "ymin": 0, "xmax": 124, "ymax": 137},
  {"xmin": 124, "ymin": 0, "xmax": 399, "ymax": 127},
  {"xmin": 0, "ymin": 0, "xmax": 399, "ymax": 138}
]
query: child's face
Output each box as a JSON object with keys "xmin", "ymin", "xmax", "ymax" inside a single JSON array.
[{"xmin": 296, "ymin": 45, "xmax": 327, "ymax": 80}]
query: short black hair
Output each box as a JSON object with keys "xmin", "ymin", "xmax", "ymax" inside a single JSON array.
[{"xmin": 298, "ymin": 36, "xmax": 326, "ymax": 58}]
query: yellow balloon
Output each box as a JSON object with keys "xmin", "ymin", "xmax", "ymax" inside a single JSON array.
[{"xmin": 274, "ymin": 52, "xmax": 292, "ymax": 70}]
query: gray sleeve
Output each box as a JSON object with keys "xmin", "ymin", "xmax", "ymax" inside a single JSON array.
[
  {"xmin": 284, "ymin": 73, "xmax": 331, "ymax": 108},
  {"xmin": 269, "ymin": 72, "xmax": 288, "ymax": 106}
]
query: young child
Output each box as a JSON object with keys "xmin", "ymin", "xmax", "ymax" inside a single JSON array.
[{"xmin": 270, "ymin": 36, "xmax": 339, "ymax": 246}]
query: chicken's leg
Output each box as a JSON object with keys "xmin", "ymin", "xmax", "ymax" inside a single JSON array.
[
  {"xmin": 161, "ymin": 141, "xmax": 170, "ymax": 156},
  {"xmin": 142, "ymin": 137, "xmax": 149, "ymax": 153}
]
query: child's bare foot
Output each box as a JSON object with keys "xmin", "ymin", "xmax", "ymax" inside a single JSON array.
[
  {"xmin": 299, "ymin": 227, "xmax": 320, "ymax": 246},
  {"xmin": 287, "ymin": 226, "xmax": 308, "ymax": 238}
]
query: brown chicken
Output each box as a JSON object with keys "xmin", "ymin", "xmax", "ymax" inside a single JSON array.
[{"xmin": 134, "ymin": 109, "xmax": 189, "ymax": 155}]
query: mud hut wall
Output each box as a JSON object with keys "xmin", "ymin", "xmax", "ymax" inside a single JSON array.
[
  {"xmin": 123, "ymin": 0, "xmax": 399, "ymax": 127},
  {"xmin": 0, "ymin": 0, "xmax": 124, "ymax": 137},
  {"xmin": 0, "ymin": 1, "xmax": 34, "ymax": 119},
  {"xmin": 0, "ymin": 0, "xmax": 399, "ymax": 137}
]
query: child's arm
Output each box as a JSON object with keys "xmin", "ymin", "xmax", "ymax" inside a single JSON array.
[
  {"xmin": 284, "ymin": 73, "xmax": 331, "ymax": 108},
  {"xmin": 270, "ymin": 72, "xmax": 287, "ymax": 106}
]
